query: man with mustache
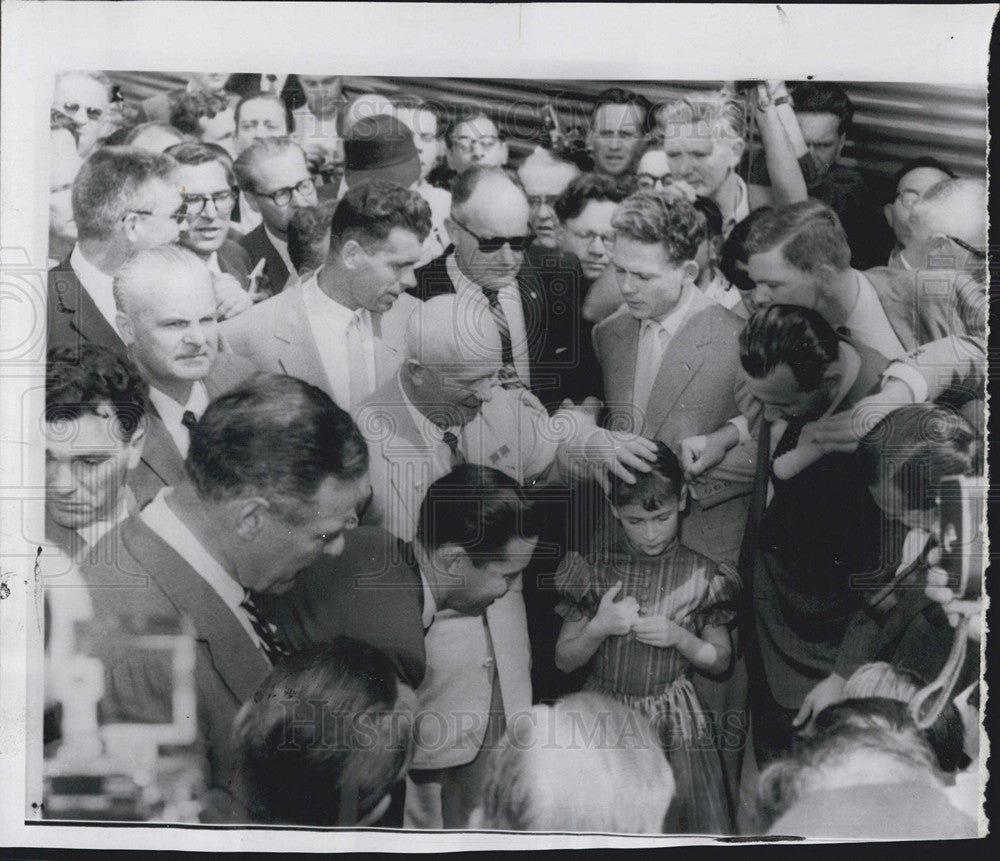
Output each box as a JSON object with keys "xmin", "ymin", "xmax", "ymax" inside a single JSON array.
[{"xmin": 113, "ymin": 246, "xmax": 258, "ymax": 506}]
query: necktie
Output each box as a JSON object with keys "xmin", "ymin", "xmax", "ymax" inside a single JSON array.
[
  {"xmin": 442, "ymin": 430, "xmax": 465, "ymax": 467},
  {"xmin": 240, "ymin": 590, "xmax": 290, "ymax": 664},
  {"xmin": 635, "ymin": 323, "xmax": 669, "ymax": 412},
  {"xmin": 483, "ymin": 288, "xmax": 522, "ymax": 389},
  {"xmin": 772, "ymin": 419, "xmax": 806, "ymax": 464},
  {"xmin": 181, "ymin": 410, "xmax": 198, "ymax": 432},
  {"xmin": 347, "ymin": 312, "xmax": 372, "ymax": 410}
]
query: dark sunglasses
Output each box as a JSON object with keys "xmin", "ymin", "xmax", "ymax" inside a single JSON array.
[{"xmin": 453, "ymin": 219, "xmax": 533, "ymax": 253}]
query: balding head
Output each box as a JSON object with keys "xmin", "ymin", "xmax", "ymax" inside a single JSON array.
[
  {"xmin": 447, "ymin": 166, "xmax": 531, "ymax": 289},
  {"xmin": 402, "ymin": 294, "xmax": 501, "ymax": 427},
  {"xmin": 114, "ymin": 247, "xmax": 220, "ymax": 399},
  {"xmin": 904, "ymin": 178, "xmax": 987, "ymax": 272},
  {"xmin": 343, "ymin": 93, "xmax": 395, "ymax": 136}
]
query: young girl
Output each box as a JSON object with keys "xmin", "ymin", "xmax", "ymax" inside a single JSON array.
[{"xmin": 554, "ymin": 443, "xmax": 739, "ymax": 834}]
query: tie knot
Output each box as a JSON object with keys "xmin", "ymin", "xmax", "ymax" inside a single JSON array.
[
  {"xmin": 442, "ymin": 430, "xmax": 460, "ymax": 456},
  {"xmin": 181, "ymin": 410, "xmax": 199, "ymax": 432}
]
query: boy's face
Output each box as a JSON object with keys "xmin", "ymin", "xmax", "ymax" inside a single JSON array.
[{"xmin": 615, "ymin": 497, "xmax": 681, "ymax": 556}]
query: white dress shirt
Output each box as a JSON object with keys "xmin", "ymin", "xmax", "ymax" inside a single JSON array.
[
  {"xmin": 446, "ymin": 254, "xmax": 531, "ymax": 387},
  {"xmin": 632, "ymin": 285, "xmax": 696, "ymax": 411},
  {"xmin": 844, "ymin": 270, "xmax": 906, "ymax": 359},
  {"xmin": 148, "ymin": 381, "xmax": 210, "ymax": 460},
  {"xmin": 75, "ymin": 494, "xmax": 132, "ymax": 554},
  {"xmin": 140, "ymin": 488, "xmax": 263, "ymax": 651},
  {"xmin": 301, "ymin": 270, "xmax": 377, "ymax": 412},
  {"xmin": 69, "ymin": 244, "xmax": 119, "ymax": 334}
]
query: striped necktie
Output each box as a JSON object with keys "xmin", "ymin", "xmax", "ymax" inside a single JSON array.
[
  {"xmin": 240, "ymin": 590, "xmax": 290, "ymax": 664},
  {"xmin": 442, "ymin": 430, "xmax": 465, "ymax": 467},
  {"xmin": 483, "ymin": 288, "xmax": 523, "ymax": 389}
]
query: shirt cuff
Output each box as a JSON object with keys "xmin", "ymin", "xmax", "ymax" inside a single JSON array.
[
  {"xmin": 882, "ymin": 361, "xmax": 929, "ymax": 404},
  {"xmin": 727, "ymin": 415, "xmax": 751, "ymax": 445}
]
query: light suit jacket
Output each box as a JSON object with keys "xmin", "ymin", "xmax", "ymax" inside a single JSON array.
[
  {"xmin": 221, "ymin": 281, "xmax": 417, "ymax": 413},
  {"xmin": 593, "ymin": 288, "xmax": 755, "ymax": 565}
]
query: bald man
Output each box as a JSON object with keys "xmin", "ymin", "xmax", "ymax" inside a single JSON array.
[
  {"xmin": 412, "ymin": 165, "xmax": 603, "ymax": 409},
  {"xmin": 897, "ymin": 178, "xmax": 987, "ymax": 275},
  {"xmin": 114, "ymin": 246, "xmax": 258, "ymax": 506},
  {"xmin": 517, "ymin": 146, "xmax": 581, "ymax": 250}
]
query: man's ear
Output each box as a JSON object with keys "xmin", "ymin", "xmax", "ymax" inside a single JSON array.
[
  {"xmin": 834, "ymin": 133, "xmax": 847, "ymax": 163},
  {"xmin": 117, "ymin": 311, "xmax": 135, "ymax": 346},
  {"xmin": 119, "ymin": 211, "xmax": 141, "ymax": 245},
  {"xmin": 498, "ymin": 141, "xmax": 510, "ymax": 166},
  {"xmin": 443, "ymin": 216, "xmax": 459, "ymax": 246},
  {"xmin": 234, "ymin": 497, "xmax": 269, "ymax": 541},
  {"xmin": 340, "ymin": 238, "xmax": 366, "ymax": 270},
  {"xmin": 679, "ymin": 484, "xmax": 689, "ymax": 512},
  {"xmin": 725, "ymin": 135, "xmax": 746, "ymax": 169},
  {"xmin": 681, "ymin": 259, "xmax": 700, "ymax": 285},
  {"xmin": 883, "ymin": 202, "xmax": 894, "ymax": 230},
  {"xmin": 404, "ymin": 359, "xmax": 426, "ymax": 387},
  {"xmin": 822, "ymin": 364, "xmax": 843, "ymax": 392},
  {"xmin": 437, "ymin": 543, "xmax": 468, "ymax": 576}
]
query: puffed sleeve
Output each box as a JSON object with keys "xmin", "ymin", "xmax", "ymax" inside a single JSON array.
[
  {"xmin": 553, "ymin": 551, "xmax": 602, "ymax": 622},
  {"xmin": 695, "ymin": 560, "xmax": 743, "ymax": 631}
]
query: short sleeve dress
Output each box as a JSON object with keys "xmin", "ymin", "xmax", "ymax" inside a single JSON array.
[{"xmin": 555, "ymin": 535, "xmax": 740, "ymax": 834}]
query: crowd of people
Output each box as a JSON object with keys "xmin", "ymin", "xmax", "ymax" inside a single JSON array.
[{"xmin": 43, "ymin": 71, "xmax": 986, "ymax": 837}]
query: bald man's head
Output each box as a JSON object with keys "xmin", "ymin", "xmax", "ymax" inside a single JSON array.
[
  {"xmin": 343, "ymin": 93, "xmax": 395, "ymax": 136},
  {"xmin": 447, "ymin": 166, "xmax": 531, "ymax": 289},
  {"xmin": 905, "ymin": 178, "xmax": 987, "ymax": 271},
  {"xmin": 402, "ymin": 294, "xmax": 501, "ymax": 427},
  {"xmin": 114, "ymin": 247, "xmax": 221, "ymax": 397}
]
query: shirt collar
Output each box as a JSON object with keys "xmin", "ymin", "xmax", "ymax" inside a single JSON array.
[
  {"xmin": 70, "ymin": 244, "xmax": 114, "ymax": 293},
  {"xmin": 148, "ymin": 381, "xmax": 210, "ymax": 426},
  {"xmin": 646, "ymin": 282, "xmax": 696, "ymax": 336},
  {"xmin": 825, "ymin": 341, "xmax": 862, "ymax": 417},
  {"xmin": 76, "ymin": 493, "xmax": 132, "ymax": 550},
  {"xmin": 302, "ymin": 267, "xmax": 367, "ymax": 325}
]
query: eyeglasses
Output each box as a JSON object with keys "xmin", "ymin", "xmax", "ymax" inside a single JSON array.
[
  {"xmin": 182, "ymin": 189, "xmax": 237, "ymax": 217},
  {"xmin": 58, "ymin": 102, "xmax": 104, "ymax": 122},
  {"xmin": 526, "ymin": 194, "xmax": 560, "ymax": 210},
  {"xmin": 947, "ymin": 235, "xmax": 987, "ymax": 260},
  {"xmin": 126, "ymin": 207, "xmax": 189, "ymax": 226},
  {"xmin": 567, "ymin": 226, "xmax": 616, "ymax": 249},
  {"xmin": 453, "ymin": 219, "xmax": 532, "ymax": 253},
  {"xmin": 637, "ymin": 173, "xmax": 670, "ymax": 189},
  {"xmin": 451, "ymin": 135, "xmax": 500, "ymax": 153},
  {"xmin": 253, "ymin": 177, "xmax": 316, "ymax": 207}
]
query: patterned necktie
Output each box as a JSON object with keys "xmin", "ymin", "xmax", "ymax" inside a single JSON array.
[
  {"xmin": 442, "ymin": 430, "xmax": 465, "ymax": 467},
  {"xmin": 181, "ymin": 410, "xmax": 199, "ymax": 432},
  {"xmin": 772, "ymin": 418, "xmax": 806, "ymax": 464},
  {"xmin": 240, "ymin": 590, "xmax": 290, "ymax": 664},
  {"xmin": 483, "ymin": 288, "xmax": 522, "ymax": 389}
]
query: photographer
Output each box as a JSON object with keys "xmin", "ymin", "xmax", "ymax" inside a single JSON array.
[{"xmin": 793, "ymin": 403, "xmax": 983, "ymax": 729}]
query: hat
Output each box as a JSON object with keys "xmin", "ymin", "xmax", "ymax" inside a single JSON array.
[{"xmin": 343, "ymin": 114, "xmax": 421, "ymax": 190}]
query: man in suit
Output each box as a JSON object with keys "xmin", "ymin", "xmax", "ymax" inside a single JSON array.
[
  {"xmin": 113, "ymin": 247, "xmax": 258, "ymax": 506},
  {"xmin": 593, "ymin": 189, "xmax": 755, "ymax": 566},
  {"xmin": 168, "ymin": 141, "xmax": 256, "ymax": 318},
  {"xmin": 413, "ymin": 165, "xmax": 602, "ymax": 409},
  {"xmin": 44, "ymin": 344, "xmax": 148, "ymax": 560},
  {"xmin": 405, "ymin": 464, "xmax": 542, "ymax": 829},
  {"xmin": 48, "ymin": 147, "xmax": 184, "ymax": 356},
  {"xmin": 223, "ymin": 181, "xmax": 429, "ymax": 415},
  {"xmin": 232, "ymin": 136, "xmax": 318, "ymax": 296},
  {"xmin": 81, "ymin": 374, "xmax": 371, "ymax": 819}
]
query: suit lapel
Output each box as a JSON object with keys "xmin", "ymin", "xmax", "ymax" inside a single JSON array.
[
  {"xmin": 643, "ymin": 294, "xmax": 715, "ymax": 436},
  {"xmin": 57, "ymin": 269, "xmax": 126, "ymax": 352},
  {"xmin": 138, "ymin": 413, "xmax": 188, "ymax": 493},
  {"xmin": 122, "ymin": 519, "xmax": 270, "ymax": 704},
  {"xmin": 272, "ymin": 286, "xmax": 331, "ymax": 392},
  {"xmin": 602, "ymin": 314, "xmax": 641, "ymax": 415}
]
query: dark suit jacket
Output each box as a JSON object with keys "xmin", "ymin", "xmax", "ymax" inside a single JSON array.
[
  {"xmin": 411, "ymin": 248, "xmax": 603, "ymax": 409},
  {"xmin": 261, "ymin": 526, "xmax": 426, "ymax": 689},
  {"xmin": 47, "ymin": 258, "xmax": 126, "ymax": 355},
  {"xmin": 216, "ymin": 239, "xmax": 254, "ymax": 290},
  {"xmin": 238, "ymin": 224, "xmax": 289, "ymax": 298},
  {"xmin": 128, "ymin": 352, "xmax": 259, "ymax": 508}
]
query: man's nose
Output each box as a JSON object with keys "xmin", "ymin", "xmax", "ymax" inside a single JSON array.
[
  {"xmin": 323, "ymin": 534, "xmax": 346, "ymax": 558},
  {"xmin": 184, "ymin": 323, "xmax": 209, "ymax": 346},
  {"xmin": 399, "ymin": 265, "xmax": 417, "ymax": 290},
  {"xmin": 751, "ymin": 285, "xmax": 772, "ymax": 306}
]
